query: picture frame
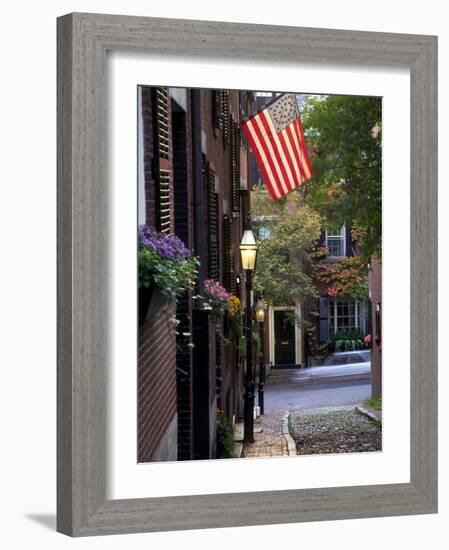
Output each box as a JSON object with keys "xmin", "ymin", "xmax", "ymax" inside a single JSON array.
[{"xmin": 57, "ymin": 12, "xmax": 437, "ymax": 536}]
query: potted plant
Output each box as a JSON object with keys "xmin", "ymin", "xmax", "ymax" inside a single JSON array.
[{"xmin": 138, "ymin": 225, "xmax": 199, "ymax": 323}]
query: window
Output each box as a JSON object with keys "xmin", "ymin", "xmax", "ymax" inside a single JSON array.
[
  {"xmin": 325, "ymin": 225, "xmax": 346, "ymax": 257},
  {"xmin": 328, "ymin": 297, "xmax": 364, "ymax": 336},
  {"xmin": 255, "ymin": 91, "xmax": 276, "ymax": 97},
  {"xmin": 258, "ymin": 226, "xmax": 272, "ymax": 240}
]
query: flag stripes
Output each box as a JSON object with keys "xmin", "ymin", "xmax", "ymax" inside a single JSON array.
[
  {"xmin": 244, "ymin": 118, "xmax": 281, "ymax": 199},
  {"xmin": 242, "ymin": 93, "xmax": 313, "ymax": 200}
]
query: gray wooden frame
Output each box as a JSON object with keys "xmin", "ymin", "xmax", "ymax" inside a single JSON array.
[{"xmin": 57, "ymin": 12, "xmax": 438, "ymax": 537}]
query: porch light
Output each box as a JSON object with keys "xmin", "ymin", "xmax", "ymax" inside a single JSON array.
[
  {"xmin": 240, "ymin": 227, "xmax": 258, "ymax": 271},
  {"xmin": 255, "ymin": 297, "xmax": 265, "ymax": 323}
]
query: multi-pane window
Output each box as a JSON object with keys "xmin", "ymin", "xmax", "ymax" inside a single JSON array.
[
  {"xmin": 328, "ymin": 298, "xmax": 363, "ymax": 335},
  {"xmin": 325, "ymin": 225, "xmax": 346, "ymax": 257},
  {"xmin": 258, "ymin": 226, "xmax": 272, "ymax": 240}
]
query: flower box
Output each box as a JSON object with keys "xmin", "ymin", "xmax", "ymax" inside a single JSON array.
[{"xmin": 139, "ymin": 283, "xmax": 170, "ymax": 324}]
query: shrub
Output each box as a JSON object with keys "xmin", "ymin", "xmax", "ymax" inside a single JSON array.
[{"xmin": 216, "ymin": 412, "xmax": 235, "ymax": 458}]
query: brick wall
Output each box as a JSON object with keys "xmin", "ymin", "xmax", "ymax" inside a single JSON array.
[
  {"xmin": 138, "ymin": 307, "xmax": 177, "ymax": 462},
  {"xmin": 138, "ymin": 86, "xmax": 249, "ymax": 462},
  {"xmin": 138, "ymin": 87, "xmax": 177, "ymax": 462},
  {"xmin": 201, "ymin": 89, "xmax": 245, "ymax": 422}
]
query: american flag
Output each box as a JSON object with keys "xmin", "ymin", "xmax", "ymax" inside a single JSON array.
[{"xmin": 242, "ymin": 93, "xmax": 313, "ymax": 200}]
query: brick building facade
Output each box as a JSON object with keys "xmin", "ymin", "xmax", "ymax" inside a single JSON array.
[{"xmin": 138, "ymin": 86, "xmax": 253, "ymax": 462}]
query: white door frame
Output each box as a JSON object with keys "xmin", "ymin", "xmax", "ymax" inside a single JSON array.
[{"xmin": 268, "ymin": 303, "xmax": 302, "ymax": 366}]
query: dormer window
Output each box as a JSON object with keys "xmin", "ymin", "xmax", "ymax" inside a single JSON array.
[{"xmin": 325, "ymin": 224, "xmax": 346, "ymax": 257}]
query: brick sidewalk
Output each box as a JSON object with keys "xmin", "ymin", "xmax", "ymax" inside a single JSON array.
[{"xmin": 241, "ymin": 410, "xmax": 296, "ymax": 458}]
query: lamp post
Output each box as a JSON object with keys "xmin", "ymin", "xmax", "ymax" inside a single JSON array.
[
  {"xmin": 255, "ymin": 296, "xmax": 266, "ymax": 416},
  {"xmin": 240, "ymin": 225, "xmax": 258, "ymax": 443}
]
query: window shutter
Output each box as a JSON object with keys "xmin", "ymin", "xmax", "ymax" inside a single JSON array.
[
  {"xmin": 375, "ymin": 302, "xmax": 382, "ymax": 345},
  {"xmin": 319, "ymin": 296, "xmax": 329, "ymax": 342},
  {"xmin": 345, "ymin": 223, "xmax": 354, "ymax": 257},
  {"xmin": 230, "ymin": 120, "xmax": 240, "ymax": 214},
  {"xmin": 223, "ymin": 215, "xmax": 235, "ymax": 294},
  {"xmin": 221, "ymin": 90, "xmax": 230, "ymax": 145},
  {"xmin": 158, "ymin": 170, "xmax": 171, "ymax": 234},
  {"xmin": 319, "ymin": 229, "xmax": 326, "ymax": 248},
  {"xmin": 152, "ymin": 87, "xmax": 171, "ymax": 234},
  {"xmin": 155, "ymin": 88, "xmax": 169, "ymax": 160},
  {"xmin": 208, "ymin": 166, "xmax": 219, "ymax": 281},
  {"xmin": 211, "ymin": 89, "xmax": 221, "ymax": 132}
]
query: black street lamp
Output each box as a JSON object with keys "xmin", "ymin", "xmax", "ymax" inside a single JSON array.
[
  {"xmin": 239, "ymin": 225, "xmax": 258, "ymax": 443},
  {"xmin": 255, "ymin": 296, "xmax": 266, "ymax": 416}
]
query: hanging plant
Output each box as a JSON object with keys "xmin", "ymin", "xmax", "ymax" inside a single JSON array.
[
  {"xmin": 138, "ymin": 225, "xmax": 199, "ymax": 322},
  {"xmin": 227, "ymin": 295, "xmax": 243, "ymax": 344},
  {"xmin": 202, "ymin": 279, "xmax": 230, "ymax": 319}
]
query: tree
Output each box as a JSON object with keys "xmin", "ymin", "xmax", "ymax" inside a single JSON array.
[
  {"xmin": 302, "ymin": 95, "xmax": 382, "ymax": 261},
  {"xmin": 252, "ymin": 188, "xmax": 322, "ymax": 306}
]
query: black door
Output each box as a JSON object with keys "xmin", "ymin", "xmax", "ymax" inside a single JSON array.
[{"xmin": 274, "ymin": 310, "xmax": 296, "ymax": 365}]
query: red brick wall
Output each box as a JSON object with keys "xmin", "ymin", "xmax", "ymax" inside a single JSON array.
[
  {"xmin": 201, "ymin": 89, "xmax": 245, "ymax": 421},
  {"xmin": 138, "ymin": 306, "xmax": 177, "ymax": 462},
  {"xmin": 138, "ymin": 87, "xmax": 177, "ymax": 462},
  {"xmin": 138, "ymin": 87, "xmax": 250, "ymax": 461}
]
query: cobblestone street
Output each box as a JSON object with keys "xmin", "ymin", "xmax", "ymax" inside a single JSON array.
[
  {"xmin": 289, "ymin": 406, "xmax": 382, "ymax": 455},
  {"xmin": 241, "ymin": 405, "xmax": 381, "ymax": 459}
]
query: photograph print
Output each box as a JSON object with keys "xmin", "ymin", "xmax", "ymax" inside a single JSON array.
[{"xmin": 137, "ymin": 86, "xmax": 382, "ymax": 463}]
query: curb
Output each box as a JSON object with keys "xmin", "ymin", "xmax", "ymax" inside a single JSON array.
[
  {"xmin": 283, "ymin": 433, "xmax": 297, "ymax": 456},
  {"xmin": 234, "ymin": 442, "xmax": 244, "ymax": 458},
  {"xmin": 355, "ymin": 405, "xmax": 382, "ymax": 422},
  {"xmin": 282, "ymin": 413, "xmax": 297, "ymax": 456}
]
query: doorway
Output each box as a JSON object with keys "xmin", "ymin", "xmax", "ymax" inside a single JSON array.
[{"xmin": 273, "ymin": 310, "xmax": 296, "ymax": 365}]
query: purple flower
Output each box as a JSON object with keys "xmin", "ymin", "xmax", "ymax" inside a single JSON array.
[{"xmin": 138, "ymin": 225, "xmax": 191, "ymax": 263}]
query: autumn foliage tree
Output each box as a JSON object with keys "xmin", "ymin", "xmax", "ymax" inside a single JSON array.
[
  {"xmin": 313, "ymin": 255, "xmax": 369, "ymax": 299},
  {"xmin": 252, "ymin": 188, "xmax": 322, "ymax": 306},
  {"xmin": 301, "ymin": 94, "xmax": 382, "ymax": 261}
]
